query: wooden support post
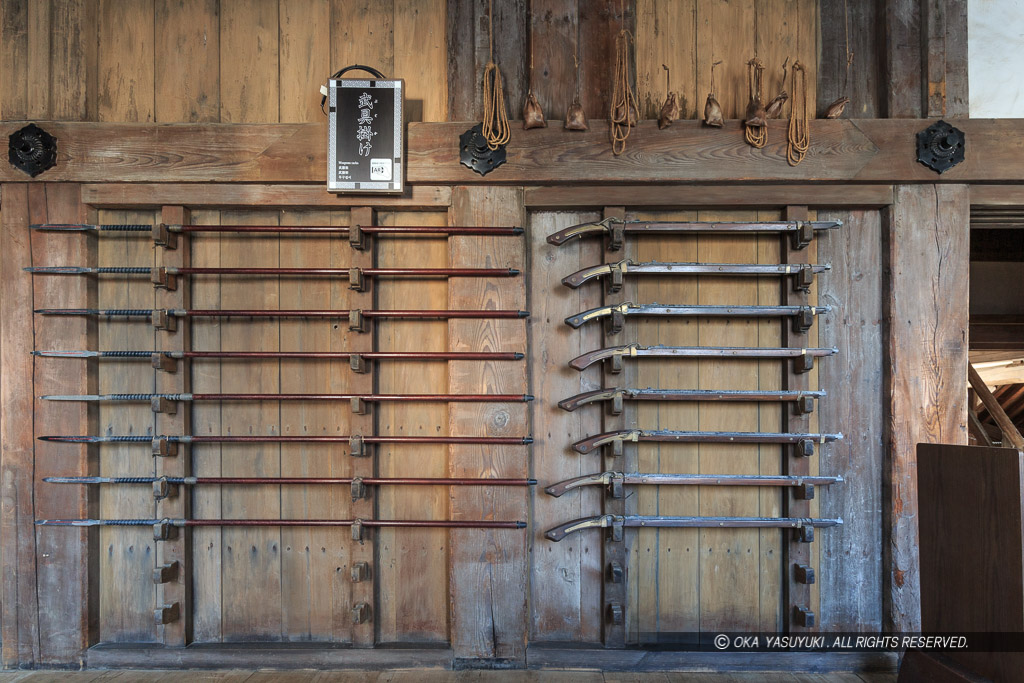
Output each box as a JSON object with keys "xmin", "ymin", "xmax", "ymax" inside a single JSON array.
[
  {"xmin": 601, "ymin": 206, "xmax": 628, "ymax": 648},
  {"xmin": 156, "ymin": 206, "xmax": 191, "ymax": 647},
  {"xmin": 968, "ymin": 363, "xmax": 1024, "ymax": 450},
  {"xmin": 448, "ymin": 187, "xmax": 528, "ymax": 664},
  {"xmin": 886, "ymin": 185, "xmax": 969, "ymax": 632},
  {"xmin": 348, "ymin": 207, "xmax": 375, "ymax": 648},
  {"xmin": 781, "ymin": 206, "xmax": 814, "ymax": 632}
]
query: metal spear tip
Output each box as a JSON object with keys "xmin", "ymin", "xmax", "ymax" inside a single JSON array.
[
  {"xmin": 511, "ymin": 227, "xmax": 524, "ymax": 235},
  {"xmin": 513, "ymin": 352, "xmax": 525, "ymax": 360},
  {"xmin": 523, "ymin": 395, "xmax": 535, "ymax": 402},
  {"xmin": 522, "ymin": 436, "xmax": 534, "ymax": 444},
  {"xmin": 526, "ymin": 479, "xmax": 538, "ymax": 485},
  {"xmin": 515, "ymin": 521, "xmax": 527, "ymax": 528},
  {"xmin": 508, "ymin": 269, "xmax": 521, "ymax": 275},
  {"xmin": 29, "ymin": 223, "xmax": 91, "ymax": 231},
  {"xmin": 517, "ymin": 310, "xmax": 530, "ymax": 318}
]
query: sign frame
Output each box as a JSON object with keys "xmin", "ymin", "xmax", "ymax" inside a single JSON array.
[{"xmin": 327, "ymin": 78, "xmax": 404, "ymax": 194}]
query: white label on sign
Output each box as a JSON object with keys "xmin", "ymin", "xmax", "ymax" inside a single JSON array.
[{"xmin": 369, "ymin": 158, "xmax": 392, "ymax": 180}]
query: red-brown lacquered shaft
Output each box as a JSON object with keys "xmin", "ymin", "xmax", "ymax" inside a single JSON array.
[
  {"xmin": 190, "ymin": 393, "xmax": 531, "ymax": 402},
  {"xmin": 183, "ymin": 309, "xmax": 528, "ymax": 319},
  {"xmin": 182, "ymin": 519, "xmax": 527, "ymax": 529},
  {"xmin": 177, "ymin": 225, "xmax": 522, "ymax": 236},
  {"xmin": 180, "ymin": 351, "xmax": 522, "ymax": 360},
  {"xmin": 172, "ymin": 268, "xmax": 517, "ymax": 277},
  {"xmin": 186, "ymin": 435, "xmax": 532, "ymax": 445},
  {"xmin": 191, "ymin": 477, "xmax": 535, "ymax": 485}
]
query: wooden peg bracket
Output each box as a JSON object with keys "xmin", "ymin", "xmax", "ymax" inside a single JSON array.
[
  {"xmin": 351, "ymin": 561, "xmax": 371, "ymax": 583},
  {"xmin": 795, "ymin": 564, "xmax": 816, "ymax": 584},
  {"xmin": 153, "ymin": 561, "xmax": 180, "ymax": 584},
  {"xmin": 155, "ymin": 602, "xmax": 180, "ymax": 625},
  {"xmin": 151, "ymin": 352, "xmax": 177, "ymax": 373},
  {"xmin": 153, "ymin": 223, "xmax": 178, "ymax": 250},
  {"xmin": 151, "ymin": 396, "xmax": 177, "ymax": 415}
]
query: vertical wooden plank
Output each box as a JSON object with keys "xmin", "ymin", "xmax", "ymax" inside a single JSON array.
[
  {"xmin": 279, "ymin": 0, "xmax": 330, "ymax": 123},
  {"xmin": 218, "ymin": 209, "xmax": 282, "ymax": 640},
  {"xmin": 529, "ymin": 0, "xmax": 576, "ymax": 125},
  {"xmin": 528, "ymin": 211, "xmax": 602, "ymax": 644},
  {"xmin": 331, "ymin": 0, "xmax": 394, "ymax": 80},
  {"xmin": 943, "ymin": 0, "xmax": 968, "ymax": 117},
  {"xmin": 31, "ymin": 185, "xmax": 96, "ymax": 665},
  {"xmin": 395, "ymin": 0, "xmax": 448, "ymax": 122},
  {"xmin": 632, "ymin": 210, "xmax": 700, "ymax": 641},
  {"xmin": 98, "ymin": 0, "xmax": 155, "ymax": 122},
  {"xmin": 26, "ymin": 0, "xmax": 51, "ymax": 119},
  {"xmin": 188, "ymin": 209, "xmax": 222, "ymax": 643},
  {"xmin": 885, "ymin": 0, "xmax": 923, "ymax": 117},
  {"xmin": 0, "ymin": 0, "xmax": 29, "ymax": 120},
  {"xmin": 445, "ymin": 0, "xmax": 527, "ymax": 122},
  {"xmin": 276, "ymin": 208, "xmax": 349, "ymax": 642},
  {"xmin": 754, "ymin": 0, "xmax": 800, "ymax": 120},
  {"xmin": 780, "ymin": 205, "xmax": 812, "ymax": 632},
  {"xmin": 635, "ymin": 0, "xmax": 697, "ymax": 120},
  {"xmin": 220, "ymin": 0, "xmax": 279, "ymax": 123},
  {"xmin": 818, "ymin": 209, "xmax": 884, "ymax": 632},
  {"xmin": 818, "ymin": 0, "xmax": 883, "ymax": 118},
  {"xmin": 696, "ymin": 0, "xmax": 755, "ymax": 120},
  {"xmin": 578, "ymin": 0, "xmax": 632, "ymax": 124},
  {"xmin": 51, "ymin": 0, "xmax": 99, "ymax": 121},
  {"xmin": 344, "ymin": 208, "xmax": 373, "ymax": 648},
  {"xmin": 155, "ymin": 205, "xmax": 190, "ymax": 647},
  {"xmin": 755, "ymin": 208, "xmax": 782, "ymax": 633},
  {"xmin": 448, "ymin": 186, "xmax": 528, "ymax": 663},
  {"xmin": 696, "ymin": 209, "xmax": 761, "ymax": 633},
  {"xmin": 375, "ymin": 210, "xmax": 449, "ymax": 644},
  {"xmin": 599, "ymin": 206, "xmax": 630, "ymax": 648},
  {"xmin": 96, "ymin": 205, "xmax": 157, "ymax": 643},
  {"xmin": 155, "ymin": 0, "xmax": 220, "ymax": 123},
  {"xmin": 886, "ymin": 184, "xmax": 969, "ymax": 632},
  {"xmin": 0, "ymin": 183, "xmax": 40, "ymax": 667}
]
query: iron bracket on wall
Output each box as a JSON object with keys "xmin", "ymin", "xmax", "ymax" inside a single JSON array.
[{"xmin": 8, "ymin": 123, "xmax": 57, "ymax": 177}]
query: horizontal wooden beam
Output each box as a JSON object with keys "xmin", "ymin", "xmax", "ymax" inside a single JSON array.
[
  {"xmin": 524, "ymin": 184, "xmax": 894, "ymax": 208},
  {"xmin": 81, "ymin": 184, "xmax": 451, "ymax": 209},
  {"xmin": 2, "ymin": 119, "xmax": 1023, "ymax": 186}
]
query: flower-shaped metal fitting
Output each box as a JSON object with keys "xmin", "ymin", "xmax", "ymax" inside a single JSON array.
[
  {"xmin": 9, "ymin": 124, "xmax": 57, "ymax": 177},
  {"xmin": 916, "ymin": 120, "xmax": 965, "ymax": 174}
]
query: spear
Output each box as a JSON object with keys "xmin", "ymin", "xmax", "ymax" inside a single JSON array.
[
  {"xmin": 24, "ymin": 266, "xmax": 519, "ymax": 279},
  {"xmin": 35, "ymin": 308, "xmax": 529, "ymax": 321},
  {"xmin": 33, "ymin": 350, "xmax": 523, "ymax": 362},
  {"xmin": 40, "ymin": 392, "xmax": 533, "ymax": 404},
  {"xmin": 30, "ymin": 223, "xmax": 524, "ymax": 236}
]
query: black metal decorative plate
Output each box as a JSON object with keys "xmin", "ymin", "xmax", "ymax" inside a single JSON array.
[
  {"xmin": 916, "ymin": 120, "xmax": 965, "ymax": 174},
  {"xmin": 9, "ymin": 123, "xmax": 57, "ymax": 177},
  {"xmin": 460, "ymin": 124, "xmax": 506, "ymax": 176}
]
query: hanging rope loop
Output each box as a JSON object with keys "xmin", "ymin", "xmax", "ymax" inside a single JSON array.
[
  {"xmin": 481, "ymin": 0, "xmax": 510, "ymax": 149},
  {"xmin": 787, "ymin": 60, "xmax": 809, "ymax": 166},
  {"xmin": 610, "ymin": 29, "xmax": 638, "ymax": 155}
]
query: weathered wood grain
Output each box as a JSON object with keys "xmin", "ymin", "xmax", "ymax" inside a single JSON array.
[
  {"xmin": 4, "ymin": 118, "xmax": 1017, "ymax": 184},
  {"xmin": 527, "ymin": 210, "xmax": 602, "ymax": 644},
  {"xmin": 97, "ymin": 0, "xmax": 155, "ymax": 122},
  {"xmin": 25, "ymin": 0, "xmax": 51, "ymax": 119},
  {"xmin": 695, "ymin": 0, "xmax": 754, "ymax": 121},
  {"xmin": 817, "ymin": 209, "xmax": 884, "ymax": 632},
  {"xmin": 331, "ymin": 0, "xmax": 394, "ymax": 86},
  {"xmin": 0, "ymin": 183, "xmax": 41, "ymax": 666},
  {"xmin": 96, "ymin": 206, "xmax": 157, "ymax": 644},
  {"xmin": 188, "ymin": 208, "xmax": 223, "ymax": 644},
  {"xmin": 885, "ymin": 0, "xmax": 922, "ymax": 117},
  {"xmin": 154, "ymin": 205, "xmax": 190, "ymax": 647},
  {"xmin": 635, "ymin": 0, "xmax": 696, "ymax": 121},
  {"xmin": 529, "ymin": 0, "xmax": 576, "ymax": 124},
  {"xmin": 217, "ymin": 209, "xmax": 284, "ymax": 640},
  {"xmin": 395, "ymin": 0, "xmax": 448, "ymax": 123},
  {"xmin": 51, "ymin": 0, "xmax": 98, "ymax": 121},
  {"xmin": 886, "ymin": 184, "xmax": 969, "ymax": 632},
  {"xmin": 0, "ymin": 0, "xmax": 30, "ymax": 120},
  {"xmin": 524, "ymin": 184, "xmax": 894, "ymax": 209},
  {"xmin": 81, "ymin": 184, "xmax": 452, "ymax": 209},
  {"xmin": 154, "ymin": 0, "xmax": 219, "ymax": 123},
  {"xmin": 448, "ymin": 186, "xmax": 528, "ymax": 662},
  {"xmin": 446, "ymin": 0, "xmax": 528, "ymax": 122},
  {"xmin": 279, "ymin": 0, "xmax": 329, "ymax": 123},
  {"xmin": 578, "ymin": 0, "xmax": 632, "ymax": 122},
  {"xmin": 695, "ymin": 209, "xmax": 761, "ymax": 633},
  {"xmin": 818, "ymin": 0, "xmax": 883, "ymax": 118},
  {"xmin": 631, "ymin": 208, "xmax": 700, "ymax": 638},
  {"xmin": 375, "ymin": 210, "xmax": 449, "ymax": 644},
  {"xmin": 220, "ymin": 0, "xmax": 279, "ymax": 123}
]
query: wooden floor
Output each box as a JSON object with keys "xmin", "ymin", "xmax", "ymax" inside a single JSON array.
[{"xmin": 0, "ymin": 672, "xmax": 897, "ymax": 682}]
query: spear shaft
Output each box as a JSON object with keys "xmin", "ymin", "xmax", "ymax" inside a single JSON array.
[
  {"xmin": 25, "ymin": 266, "xmax": 519, "ymax": 278},
  {"xmin": 45, "ymin": 476, "xmax": 537, "ymax": 486},
  {"xmin": 33, "ymin": 350, "xmax": 523, "ymax": 361},
  {"xmin": 35, "ymin": 308, "xmax": 529, "ymax": 320},
  {"xmin": 30, "ymin": 223, "xmax": 523, "ymax": 236},
  {"xmin": 41, "ymin": 392, "xmax": 533, "ymax": 403},
  {"xmin": 38, "ymin": 434, "xmax": 533, "ymax": 445},
  {"xmin": 36, "ymin": 518, "xmax": 527, "ymax": 529}
]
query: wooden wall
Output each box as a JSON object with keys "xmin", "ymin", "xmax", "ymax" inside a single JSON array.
[{"xmin": 0, "ymin": 0, "xmax": 975, "ymax": 668}]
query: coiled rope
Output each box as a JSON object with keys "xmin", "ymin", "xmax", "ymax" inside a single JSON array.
[
  {"xmin": 787, "ymin": 61, "xmax": 809, "ymax": 166},
  {"xmin": 481, "ymin": 0, "xmax": 510, "ymax": 150}
]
